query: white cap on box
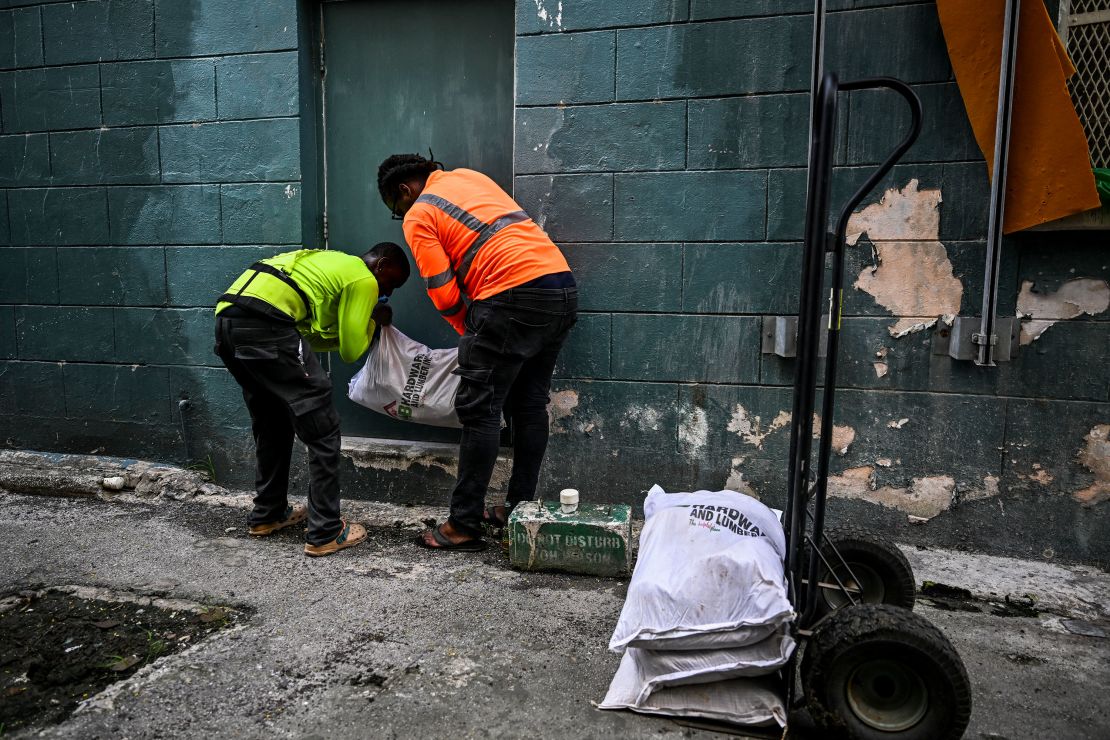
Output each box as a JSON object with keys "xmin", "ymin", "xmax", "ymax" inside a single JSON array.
[{"xmin": 560, "ymin": 488, "xmax": 579, "ymax": 512}]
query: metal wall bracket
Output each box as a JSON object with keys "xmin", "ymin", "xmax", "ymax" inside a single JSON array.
[
  {"xmin": 932, "ymin": 316, "xmax": 1019, "ymax": 362},
  {"xmin": 762, "ymin": 316, "xmax": 829, "ymax": 358}
]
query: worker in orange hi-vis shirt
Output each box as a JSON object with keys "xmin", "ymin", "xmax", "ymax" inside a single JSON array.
[{"xmin": 377, "ymin": 153, "xmax": 578, "ymax": 552}]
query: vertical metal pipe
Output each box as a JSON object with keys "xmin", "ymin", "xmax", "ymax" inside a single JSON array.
[{"xmin": 976, "ymin": 0, "xmax": 1021, "ymax": 367}]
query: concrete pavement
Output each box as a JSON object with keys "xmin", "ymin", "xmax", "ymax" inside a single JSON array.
[{"xmin": 0, "ymin": 487, "xmax": 1108, "ymax": 739}]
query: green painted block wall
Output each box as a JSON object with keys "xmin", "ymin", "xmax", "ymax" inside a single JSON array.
[
  {"xmin": 1, "ymin": 0, "xmax": 1107, "ymax": 565},
  {"xmin": 0, "ymin": 0, "xmax": 304, "ymax": 475},
  {"xmin": 514, "ymin": 0, "xmax": 1110, "ymax": 565}
]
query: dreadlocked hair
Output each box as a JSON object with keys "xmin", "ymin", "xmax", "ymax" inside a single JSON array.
[{"xmin": 377, "ymin": 153, "xmax": 442, "ymax": 203}]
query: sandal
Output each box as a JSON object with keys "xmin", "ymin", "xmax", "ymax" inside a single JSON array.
[
  {"xmin": 249, "ymin": 504, "xmax": 308, "ymax": 537},
  {"xmin": 304, "ymin": 520, "xmax": 367, "ymax": 557},
  {"xmin": 481, "ymin": 506, "xmax": 508, "ymax": 535},
  {"xmin": 415, "ymin": 524, "xmax": 488, "ymax": 552}
]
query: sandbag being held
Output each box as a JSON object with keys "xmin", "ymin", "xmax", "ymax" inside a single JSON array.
[{"xmin": 348, "ymin": 325, "xmax": 462, "ymax": 428}]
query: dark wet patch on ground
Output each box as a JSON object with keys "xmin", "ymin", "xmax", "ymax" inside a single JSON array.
[
  {"xmin": 0, "ymin": 588, "xmax": 241, "ymax": 733},
  {"xmin": 919, "ymin": 581, "xmax": 1040, "ymax": 618}
]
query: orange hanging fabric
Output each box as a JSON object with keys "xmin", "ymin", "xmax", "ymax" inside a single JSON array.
[{"xmin": 935, "ymin": 0, "xmax": 1101, "ymax": 233}]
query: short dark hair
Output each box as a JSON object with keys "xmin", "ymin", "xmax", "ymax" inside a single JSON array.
[
  {"xmin": 376, "ymin": 153, "xmax": 442, "ymax": 204},
  {"xmin": 363, "ymin": 241, "xmax": 411, "ymax": 279}
]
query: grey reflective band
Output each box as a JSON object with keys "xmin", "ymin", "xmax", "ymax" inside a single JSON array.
[
  {"xmin": 455, "ymin": 211, "xmax": 529, "ymax": 284},
  {"xmin": 439, "ymin": 298, "xmax": 466, "ymax": 317},
  {"xmin": 413, "ymin": 193, "xmax": 532, "ymax": 296},
  {"xmin": 415, "ymin": 194, "xmax": 485, "ymax": 233},
  {"xmin": 424, "ymin": 267, "xmax": 456, "ymax": 290}
]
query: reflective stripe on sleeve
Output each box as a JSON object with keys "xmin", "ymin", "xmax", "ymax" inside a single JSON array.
[
  {"xmin": 414, "ymin": 193, "xmax": 533, "ymax": 295},
  {"xmin": 424, "ymin": 267, "xmax": 456, "ymax": 290},
  {"xmin": 455, "ymin": 210, "xmax": 529, "ymax": 283},
  {"xmin": 415, "ymin": 194, "xmax": 486, "ymax": 233}
]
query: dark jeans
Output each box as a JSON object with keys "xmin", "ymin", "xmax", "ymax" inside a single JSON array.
[
  {"xmin": 214, "ymin": 316, "xmax": 343, "ymax": 546},
  {"xmin": 449, "ymin": 286, "xmax": 578, "ymax": 537}
]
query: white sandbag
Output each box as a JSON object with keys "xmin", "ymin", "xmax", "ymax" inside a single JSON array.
[
  {"xmin": 599, "ymin": 650, "xmax": 787, "ymax": 727},
  {"xmin": 612, "ymin": 629, "xmax": 795, "ymax": 706},
  {"xmin": 609, "ymin": 486, "xmax": 793, "ymax": 653},
  {"xmin": 347, "ymin": 325, "xmax": 462, "ymax": 428}
]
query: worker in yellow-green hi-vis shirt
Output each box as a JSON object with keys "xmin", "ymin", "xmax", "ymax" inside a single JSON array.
[{"xmin": 214, "ymin": 244, "xmax": 410, "ymax": 557}]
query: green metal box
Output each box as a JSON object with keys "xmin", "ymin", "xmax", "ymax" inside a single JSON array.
[{"xmin": 507, "ymin": 500, "xmax": 633, "ymax": 577}]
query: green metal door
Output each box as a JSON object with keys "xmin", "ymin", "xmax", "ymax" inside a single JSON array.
[{"xmin": 318, "ymin": 0, "xmax": 515, "ymax": 440}]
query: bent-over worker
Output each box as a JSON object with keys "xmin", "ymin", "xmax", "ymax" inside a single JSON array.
[
  {"xmin": 214, "ymin": 245, "xmax": 410, "ymax": 556},
  {"xmin": 376, "ymin": 153, "xmax": 577, "ymax": 552}
]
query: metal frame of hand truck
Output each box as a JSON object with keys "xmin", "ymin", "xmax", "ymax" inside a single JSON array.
[
  {"xmin": 677, "ymin": 67, "xmax": 926, "ymax": 740},
  {"xmin": 779, "ymin": 68, "xmax": 923, "ymax": 717}
]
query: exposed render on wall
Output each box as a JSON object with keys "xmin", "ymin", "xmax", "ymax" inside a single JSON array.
[
  {"xmin": 873, "ymin": 347, "xmax": 890, "ymax": 378},
  {"xmin": 547, "ymin": 389, "xmax": 580, "ymax": 434},
  {"xmin": 826, "ymin": 465, "xmax": 1000, "ymax": 520},
  {"xmin": 1075, "ymin": 424, "xmax": 1110, "ymax": 506},
  {"xmin": 1016, "ymin": 278, "xmax": 1110, "ymax": 345},
  {"xmin": 846, "ymin": 180, "xmax": 963, "ymax": 338},
  {"xmin": 723, "ymin": 455, "xmax": 758, "ymax": 498},
  {"xmin": 725, "ymin": 406, "xmax": 855, "ymax": 455},
  {"xmin": 532, "ymin": 0, "xmax": 563, "ymax": 31},
  {"xmin": 727, "ymin": 405, "xmax": 791, "ymax": 448}
]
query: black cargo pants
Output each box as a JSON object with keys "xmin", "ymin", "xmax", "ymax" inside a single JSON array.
[
  {"xmin": 448, "ymin": 286, "xmax": 578, "ymax": 538},
  {"xmin": 214, "ymin": 315, "xmax": 343, "ymax": 545}
]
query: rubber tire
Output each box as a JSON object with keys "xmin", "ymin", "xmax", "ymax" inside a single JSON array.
[
  {"xmin": 801, "ymin": 603, "xmax": 972, "ymax": 740},
  {"xmin": 809, "ymin": 525, "xmax": 916, "ymax": 615}
]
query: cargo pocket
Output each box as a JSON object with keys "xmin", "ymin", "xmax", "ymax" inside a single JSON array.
[
  {"xmin": 233, "ymin": 345, "xmax": 280, "ymax": 361},
  {"xmin": 294, "ymin": 401, "xmax": 341, "ymax": 442},
  {"xmin": 452, "ymin": 366, "xmax": 495, "ymax": 424}
]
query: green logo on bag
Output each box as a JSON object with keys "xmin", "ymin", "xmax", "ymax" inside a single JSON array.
[{"xmin": 397, "ymin": 404, "xmax": 413, "ymax": 420}]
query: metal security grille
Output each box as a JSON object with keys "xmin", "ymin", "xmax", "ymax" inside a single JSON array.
[{"xmin": 1060, "ymin": 0, "xmax": 1110, "ymax": 167}]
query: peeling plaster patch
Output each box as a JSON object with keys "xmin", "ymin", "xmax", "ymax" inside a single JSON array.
[
  {"xmin": 1016, "ymin": 279, "xmax": 1110, "ymax": 345},
  {"xmin": 1075, "ymin": 425, "xmax": 1110, "ymax": 506},
  {"xmin": 727, "ymin": 405, "xmax": 789, "ymax": 448},
  {"xmin": 827, "ymin": 465, "xmax": 876, "ymax": 494},
  {"xmin": 888, "ymin": 418, "xmax": 909, "ymax": 430},
  {"xmin": 846, "ymin": 180, "xmax": 962, "ymax": 338},
  {"xmin": 679, "ymin": 407, "xmax": 708, "ymax": 457},
  {"xmin": 812, "ymin": 414, "xmax": 856, "ymax": 456},
  {"xmin": 1027, "ymin": 464, "xmax": 1054, "ymax": 486},
  {"xmin": 547, "ymin": 390, "xmax": 579, "ymax": 434},
  {"xmin": 727, "ymin": 407, "xmax": 853, "ymax": 454},
  {"xmin": 724, "ymin": 456, "xmax": 759, "ymax": 498},
  {"xmin": 875, "ymin": 458, "xmax": 893, "ymax": 468},
  {"xmin": 963, "ymin": 474, "xmax": 1001, "ymax": 503},
  {"xmin": 873, "ymin": 347, "xmax": 889, "ymax": 378},
  {"xmin": 532, "ymin": 0, "xmax": 563, "ymax": 30},
  {"xmin": 827, "ymin": 466, "xmax": 958, "ymax": 520}
]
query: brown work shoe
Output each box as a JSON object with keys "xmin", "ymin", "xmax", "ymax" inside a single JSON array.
[
  {"xmin": 304, "ymin": 520, "xmax": 367, "ymax": 557},
  {"xmin": 248, "ymin": 504, "xmax": 308, "ymax": 537}
]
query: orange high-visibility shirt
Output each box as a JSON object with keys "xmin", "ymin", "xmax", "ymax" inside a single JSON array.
[{"xmin": 402, "ymin": 168, "xmax": 571, "ymax": 334}]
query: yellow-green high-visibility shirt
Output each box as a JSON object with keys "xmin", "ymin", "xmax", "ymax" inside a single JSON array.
[{"xmin": 216, "ymin": 249, "xmax": 379, "ymax": 363}]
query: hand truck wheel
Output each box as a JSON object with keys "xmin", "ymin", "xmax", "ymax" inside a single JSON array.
[
  {"xmin": 800, "ymin": 603, "xmax": 972, "ymax": 740},
  {"xmin": 808, "ymin": 525, "xmax": 916, "ymax": 615}
]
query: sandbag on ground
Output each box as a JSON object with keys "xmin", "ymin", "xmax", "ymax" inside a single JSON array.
[
  {"xmin": 609, "ymin": 486, "xmax": 793, "ymax": 653},
  {"xmin": 599, "ymin": 653, "xmax": 787, "ymax": 728},
  {"xmin": 609, "ymin": 628, "xmax": 794, "ymax": 706}
]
